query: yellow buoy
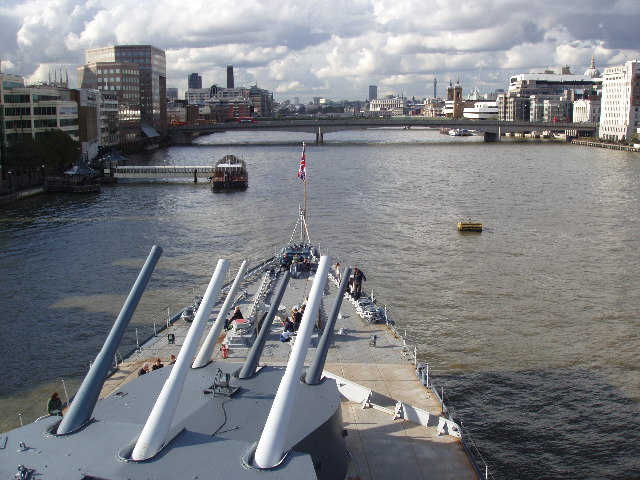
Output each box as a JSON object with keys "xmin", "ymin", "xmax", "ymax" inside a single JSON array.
[{"xmin": 457, "ymin": 221, "xmax": 483, "ymax": 232}]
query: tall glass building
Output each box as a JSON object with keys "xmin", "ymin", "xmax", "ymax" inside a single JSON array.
[
  {"xmin": 188, "ymin": 73, "xmax": 202, "ymax": 89},
  {"xmin": 84, "ymin": 45, "xmax": 167, "ymax": 138}
]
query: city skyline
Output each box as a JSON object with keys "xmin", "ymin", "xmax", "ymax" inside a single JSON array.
[{"xmin": 0, "ymin": 0, "xmax": 639, "ymax": 102}]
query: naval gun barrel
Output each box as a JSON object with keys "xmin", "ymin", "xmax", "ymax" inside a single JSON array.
[
  {"xmin": 193, "ymin": 260, "xmax": 248, "ymax": 368},
  {"xmin": 305, "ymin": 266, "xmax": 351, "ymax": 385},
  {"xmin": 132, "ymin": 259, "xmax": 230, "ymax": 461},
  {"xmin": 253, "ymin": 256, "xmax": 331, "ymax": 469},
  {"xmin": 57, "ymin": 245, "xmax": 163, "ymax": 435},
  {"xmin": 238, "ymin": 271, "xmax": 290, "ymax": 379}
]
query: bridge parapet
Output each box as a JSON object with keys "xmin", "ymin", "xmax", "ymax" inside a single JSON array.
[{"xmin": 167, "ymin": 118, "xmax": 598, "ymax": 144}]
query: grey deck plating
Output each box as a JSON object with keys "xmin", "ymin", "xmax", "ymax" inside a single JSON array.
[{"xmin": 98, "ymin": 265, "xmax": 477, "ymax": 480}]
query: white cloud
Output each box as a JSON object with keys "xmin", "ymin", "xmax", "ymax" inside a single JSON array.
[{"xmin": 0, "ymin": 0, "xmax": 639, "ymax": 101}]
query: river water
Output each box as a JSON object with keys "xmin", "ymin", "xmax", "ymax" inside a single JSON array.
[{"xmin": 1, "ymin": 128, "xmax": 638, "ymax": 479}]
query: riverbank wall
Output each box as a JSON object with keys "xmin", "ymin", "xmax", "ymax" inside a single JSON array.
[
  {"xmin": 0, "ymin": 186, "xmax": 45, "ymax": 205},
  {"xmin": 571, "ymin": 140, "xmax": 640, "ymax": 152}
]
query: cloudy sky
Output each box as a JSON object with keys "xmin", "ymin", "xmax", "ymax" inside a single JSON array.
[{"xmin": 1, "ymin": 0, "xmax": 639, "ymax": 102}]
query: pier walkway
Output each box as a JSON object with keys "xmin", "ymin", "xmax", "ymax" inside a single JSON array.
[{"xmin": 106, "ymin": 165, "xmax": 215, "ymax": 181}]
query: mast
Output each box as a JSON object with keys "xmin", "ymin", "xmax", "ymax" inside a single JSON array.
[
  {"xmin": 298, "ymin": 142, "xmax": 307, "ymax": 234},
  {"xmin": 302, "ymin": 142, "xmax": 307, "ymax": 222}
]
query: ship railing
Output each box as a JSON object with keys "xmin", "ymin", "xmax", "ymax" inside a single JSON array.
[
  {"xmin": 456, "ymin": 420, "xmax": 495, "ymax": 480},
  {"xmin": 437, "ymin": 390, "xmax": 495, "ymax": 480},
  {"xmin": 0, "ymin": 378, "xmax": 71, "ymax": 433}
]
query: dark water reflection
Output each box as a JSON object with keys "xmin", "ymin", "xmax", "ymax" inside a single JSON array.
[
  {"xmin": 0, "ymin": 129, "xmax": 638, "ymax": 478},
  {"xmin": 438, "ymin": 369, "xmax": 640, "ymax": 480}
]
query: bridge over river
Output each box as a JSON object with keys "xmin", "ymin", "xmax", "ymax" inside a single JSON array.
[{"xmin": 168, "ymin": 117, "xmax": 598, "ymax": 145}]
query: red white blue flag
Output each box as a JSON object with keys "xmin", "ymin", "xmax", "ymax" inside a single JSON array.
[{"xmin": 298, "ymin": 143, "xmax": 306, "ymax": 182}]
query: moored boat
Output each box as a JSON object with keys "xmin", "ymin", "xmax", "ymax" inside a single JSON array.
[
  {"xmin": 449, "ymin": 128, "xmax": 473, "ymax": 136},
  {"xmin": 210, "ymin": 154, "xmax": 248, "ymax": 191}
]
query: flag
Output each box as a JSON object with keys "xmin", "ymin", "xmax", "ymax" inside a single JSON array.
[{"xmin": 298, "ymin": 143, "xmax": 306, "ymax": 182}]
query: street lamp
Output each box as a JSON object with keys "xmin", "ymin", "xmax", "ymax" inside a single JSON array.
[
  {"xmin": 7, "ymin": 170, "xmax": 12, "ymax": 189},
  {"xmin": 41, "ymin": 164, "xmax": 45, "ymax": 182}
]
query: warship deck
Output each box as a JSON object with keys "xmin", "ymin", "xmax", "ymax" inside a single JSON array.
[{"xmin": 100, "ymin": 263, "xmax": 477, "ymax": 480}]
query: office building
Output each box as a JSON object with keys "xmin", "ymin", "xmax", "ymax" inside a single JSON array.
[
  {"xmin": 368, "ymin": 85, "xmax": 377, "ymax": 101},
  {"xmin": 188, "ymin": 73, "xmax": 202, "ymax": 89},
  {"xmin": 1, "ymin": 74, "xmax": 79, "ymax": 148},
  {"xmin": 167, "ymin": 87, "xmax": 178, "ymax": 100},
  {"xmin": 227, "ymin": 65, "xmax": 234, "ymax": 89},
  {"xmin": 205, "ymin": 84, "xmax": 274, "ymax": 120},
  {"xmin": 507, "ymin": 66, "xmax": 601, "ymax": 97},
  {"xmin": 529, "ymin": 95, "xmax": 572, "ymax": 122},
  {"xmin": 83, "ymin": 45, "xmax": 167, "ymax": 141},
  {"xmin": 186, "ymin": 88, "xmax": 212, "ymax": 105},
  {"xmin": 599, "ymin": 60, "xmax": 640, "ymax": 141},
  {"xmin": 497, "ymin": 95, "xmax": 530, "ymax": 122},
  {"xmin": 1, "ymin": 73, "xmax": 80, "ymax": 189},
  {"xmin": 77, "ymin": 61, "xmax": 141, "ymax": 147},
  {"xmin": 498, "ymin": 63, "xmax": 602, "ymax": 121}
]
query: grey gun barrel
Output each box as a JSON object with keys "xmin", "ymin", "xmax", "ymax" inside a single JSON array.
[
  {"xmin": 238, "ymin": 271, "xmax": 290, "ymax": 379},
  {"xmin": 305, "ymin": 266, "xmax": 351, "ymax": 385},
  {"xmin": 57, "ymin": 245, "xmax": 163, "ymax": 435}
]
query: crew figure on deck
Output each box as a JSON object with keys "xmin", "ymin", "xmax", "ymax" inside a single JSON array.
[
  {"xmin": 152, "ymin": 358, "xmax": 164, "ymax": 370},
  {"xmin": 353, "ymin": 267, "xmax": 366, "ymax": 299},
  {"xmin": 47, "ymin": 392, "xmax": 63, "ymax": 416},
  {"xmin": 291, "ymin": 307, "xmax": 303, "ymax": 331},
  {"xmin": 280, "ymin": 316, "xmax": 295, "ymax": 342},
  {"xmin": 225, "ymin": 306, "xmax": 243, "ymax": 331},
  {"xmin": 280, "ymin": 253, "xmax": 291, "ymax": 271}
]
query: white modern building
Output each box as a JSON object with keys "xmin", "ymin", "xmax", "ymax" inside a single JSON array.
[
  {"xmin": 599, "ymin": 60, "xmax": 640, "ymax": 141},
  {"xmin": 508, "ymin": 66, "xmax": 602, "ymax": 97},
  {"xmin": 369, "ymin": 97, "xmax": 407, "ymax": 112},
  {"xmin": 0, "ymin": 75, "xmax": 79, "ymax": 147},
  {"xmin": 463, "ymin": 101, "xmax": 498, "ymax": 120}
]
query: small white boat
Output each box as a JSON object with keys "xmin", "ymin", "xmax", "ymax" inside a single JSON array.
[{"xmin": 449, "ymin": 128, "xmax": 473, "ymax": 136}]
